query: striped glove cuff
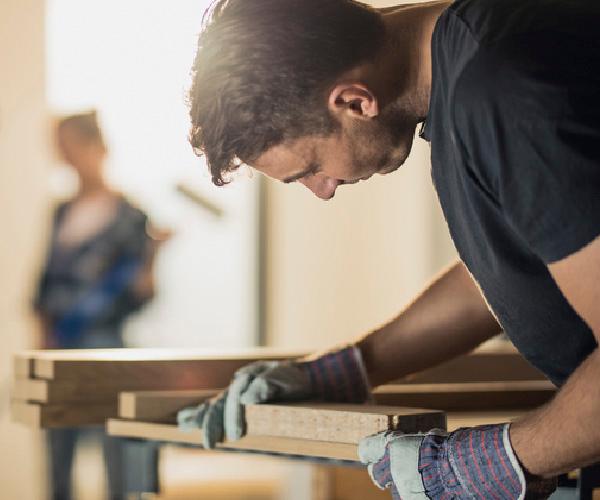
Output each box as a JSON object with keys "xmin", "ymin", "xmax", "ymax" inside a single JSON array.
[
  {"xmin": 418, "ymin": 424, "xmax": 526, "ymax": 500},
  {"xmin": 299, "ymin": 345, "xmax": 371, "ymax": 403}
]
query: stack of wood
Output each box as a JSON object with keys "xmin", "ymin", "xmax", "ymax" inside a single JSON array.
[
  {"xmin": 11, "ymin": 343, "xmax": 556, "ymax": 460},
  {"xmin": 109, "ymin": 390, "xmax": 446, "ymax": 460},
  {"xmin": 9, "ymin": 348, "xmax": 304, "ymax": 428}
]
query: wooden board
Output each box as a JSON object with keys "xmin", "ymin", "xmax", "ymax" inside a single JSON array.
[
  {"xmin": 11, "ymin": 401, "xmax": 118, "ymax": 428},
  {"xmin": 12, "ymin": 378, "xmax": 219, "ymax": 404},
  {"xmin": 119, "ymin": 390, "xmax": 218, "ymax": 422},
  {"xmin": 399, "ymin": 343, "xmax": 546, "ymax": 383},
  {"xmin": 373, "ymin": 381, "xmax": 555, "ymax": 411},
  {"xmin": 18, "ymin": 348, "xmax": 305, "ymax": 380},
  {"xmin": 106, "ymin": 411, "xmax": 523, "ymax": 462},
  {"xmin": 13, "ymin": 355, "xmax": 34, "ymax": 379},
  {"xmin": 245, "ymin": 404, "xmax": 445, "ymax": 444},
  {"xmin": 107, "ymin": 419, "xmax": 359, "ymax": 461},
  {"xmin": 116, "ymin": 391, "xmax": 445, "ymax": 443}
]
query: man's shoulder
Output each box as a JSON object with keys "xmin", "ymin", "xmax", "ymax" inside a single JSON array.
[{"xmin": 447, "ymin": 0, "xmax": 599, "ymax": 47}]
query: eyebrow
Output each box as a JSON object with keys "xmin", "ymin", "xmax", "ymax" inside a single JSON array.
[{"xmin": 282, "ymin": 162, "xmax": 318, "ymax": 184}]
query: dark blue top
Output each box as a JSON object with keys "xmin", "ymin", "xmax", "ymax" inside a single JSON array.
[
  {"xmin": 422, "ymin": 0, "xmax": 600, "ymax": 386},
  {"xmin": 35, "ymin": 197, "xmax": 151, "ymax": 348}
]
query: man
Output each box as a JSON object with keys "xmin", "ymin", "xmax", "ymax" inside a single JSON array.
[{"xmin": 179, "ymin": 0, "xmax": 600, "ymax": 497}]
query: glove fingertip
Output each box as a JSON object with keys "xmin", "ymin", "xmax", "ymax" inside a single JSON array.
[
  {"xmin": 240, "ymin": 377, "xmax": 273, "ymax": 405},
  {"xmin": 358, "ymin": 432, "xmax": 388, "ymax": 464}
]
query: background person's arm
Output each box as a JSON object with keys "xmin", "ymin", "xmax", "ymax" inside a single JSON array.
[{"xmin": 357, "ymin": 260, "xmax": 501, "ymax": 387}]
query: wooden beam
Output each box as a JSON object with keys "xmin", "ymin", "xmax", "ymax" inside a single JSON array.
[
  {"xmin": 17, "ymin": 348, "xmax": 305, "ymax": 380},
  {"xmin": 107, "ymin": 419, "xmax": 360, "ymax": 461},
  {"xmin": 106, "ymin": 411, "xmax": 524, "ymax": 462},
  {"xmin": 119, "ymin": 390, "xmax": 218, "ymax": 422},
  {"xmin": 12, "ymin": 379, "xmax": 219, "ymax": 404},
  {"xmin": 398, "ymin": 343, "xmax": 546, "ymax": 383},
  {"xmin": 13, "ymin": 354, "xmax": 34, "ymax": 379},
  {"xmin": 11, "ymin": 401, "xmax": 117, "ymax": 428},
  {"xmin": 116, "ymin": 391, "xmax": 445, "ymax": 442},
  {"xmin": 245, "ymin": 404, "xmax": 445, "ymax": 444},
  {"xmin": 373, "ymin": 381, "xmax": 555, "ymax": 411}
]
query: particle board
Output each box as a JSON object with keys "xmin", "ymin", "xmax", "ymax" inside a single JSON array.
[
  {"xmin": 106, "ymin": 411, "xmax": 524, "ymax": 462},
  {"xmin": 245, "ymin": 404, "xmax": 446, "ymax": 444},
  {"xmin": 106, "ymin": 419, "xmax": 360, "ymax": 461},
  {"xmin": 116, "ymin": 392, "xmax": 445, "ymax": 442}
]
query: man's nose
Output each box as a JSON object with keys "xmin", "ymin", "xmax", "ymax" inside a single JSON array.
[{"xmin": 299, "ymin": 175, "xmax": 340, "ymax": 200}]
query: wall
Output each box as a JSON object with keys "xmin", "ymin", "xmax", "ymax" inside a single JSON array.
[{"xmin": 0, "ymin": 0, "xmax": 48, "ymax": 498}]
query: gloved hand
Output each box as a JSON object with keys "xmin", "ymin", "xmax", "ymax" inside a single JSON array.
[
  {"xmin": 359, "ymin": 424, "xmax": 556, "ymax": 499},
  {"xmin": 178, "ymin": 345, "xmax": 371, "ymax": 449}
]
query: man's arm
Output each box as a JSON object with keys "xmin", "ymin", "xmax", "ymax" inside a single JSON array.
[
  {"xmin": 357, "ymin": 260, "xmax": 501, "ymax": 387},
  {"xmin": 510, "ymin": 234, "xmax": 600, "ymax": 477}
]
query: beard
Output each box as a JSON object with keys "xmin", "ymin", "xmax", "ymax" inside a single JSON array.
[{"xmin": 348, "ymin": 99, "xmax": 418, "ymax": 178}]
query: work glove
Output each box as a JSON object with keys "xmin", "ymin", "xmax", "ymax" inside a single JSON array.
[
  {"xmin": 178, "ymin": 345, "xmax": 371, "ymax": 449},
  {"xmin": 359, "ymin": 424, "xmax": 557, "ymax": 499}
]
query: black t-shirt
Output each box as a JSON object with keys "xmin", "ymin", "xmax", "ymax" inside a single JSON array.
[{"xmin": 421, "ymin": 0, "xmax": 600, "ymax": 386}]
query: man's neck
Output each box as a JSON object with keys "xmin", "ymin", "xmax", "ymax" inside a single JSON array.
[
  {"xmin": 377, "ymin": 1, "xmax": 450, "ymax": 120},
  {"xmin": 77, "ymin": 175, "xmax": 110, "ymax": 198}
]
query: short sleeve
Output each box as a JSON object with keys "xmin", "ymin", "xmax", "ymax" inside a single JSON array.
[
  {"xmin": 455, "ymin": 32, "xmax": 600, "ymax": 263},
  {"xmin": 499, "ymin": 119, "xmax": 600, "ymax": 263}
]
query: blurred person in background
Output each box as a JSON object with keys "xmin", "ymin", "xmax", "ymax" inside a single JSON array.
[{"xmin": 34, "ymin": 111, "xmax": 165, "ymax": 500}]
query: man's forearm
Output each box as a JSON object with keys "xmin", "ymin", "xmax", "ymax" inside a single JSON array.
[
  {"xmin": 357, "ymin": 261, "xmax": 501, "ymax": 386},
  {"xmin": 511, "ymin": 348, "xmax": 600, "ymax": 477}
]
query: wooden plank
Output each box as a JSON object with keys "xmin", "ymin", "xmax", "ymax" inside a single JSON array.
[
  {"xmin": 12, "ymin": 376, "xmax": 554, "ymax": 409},
  {"xmin": 373, "ymin": 381, "xmax": 555, "ymax": 411},
  {"xmin": 447, "ymin": 411, "xmax": 522, "ymax": 430},
  {"xmin": 11, "ymin": 379, "xmax": 48, "ymax": 402},
  {"xmin": 106, "ymin": 419, "xmax": 360, "ymax": 461},
  {"xmin": 13, "ymin": 354, "xmax": 34, "ymax": 379},
  {"xmin": 23, "ymin": 348, "xmax": 304, "ymax": 380},
  {"xmin": 11, "ymin": 378, "xmax": 219, "ymax": 404},
  {"xmin": 399, "ymin": 344, "xmax": 546, "ymax": 383},
  {"xmin": 11, "ymin": 401, "xmax": 118, "ymax": 428},
  {"xmin": 245, "ymin": 404, "xmax": 445, "ymax": 444},
  {"xmin": 119, "ymin": 390, "xmax": 218, "ymax": 422},
  {"xmin": 116, "ymin": 392, "xmax": 445, "ymax": 442},
  {"xmin": 106, "ymin": 411, "xmax": 524, "ymax": 462}
]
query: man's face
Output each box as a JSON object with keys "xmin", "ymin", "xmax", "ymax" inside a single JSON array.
[{"xmin": 253, "ymin": 105, "xmax": 418, "ymax": 199}]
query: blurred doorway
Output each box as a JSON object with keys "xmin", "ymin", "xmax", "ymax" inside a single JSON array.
[{"xmin": 46, "ymin": 0, "xmax": 262, "ymax": 349}]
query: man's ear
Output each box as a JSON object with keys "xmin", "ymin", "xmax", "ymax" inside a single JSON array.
[{"xmin": 328, "ymin": 83, "xmax": 379, "ymax": 120}]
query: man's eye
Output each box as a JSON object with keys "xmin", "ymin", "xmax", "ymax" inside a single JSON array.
[{"xmin": 306, "ymin": 164, "xmax": 320, "ymax": 177}]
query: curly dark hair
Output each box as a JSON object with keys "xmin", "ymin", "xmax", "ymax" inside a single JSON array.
[{"xmin": 188, "ymin": 0, "xmax": 385, "ymax": 185}]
